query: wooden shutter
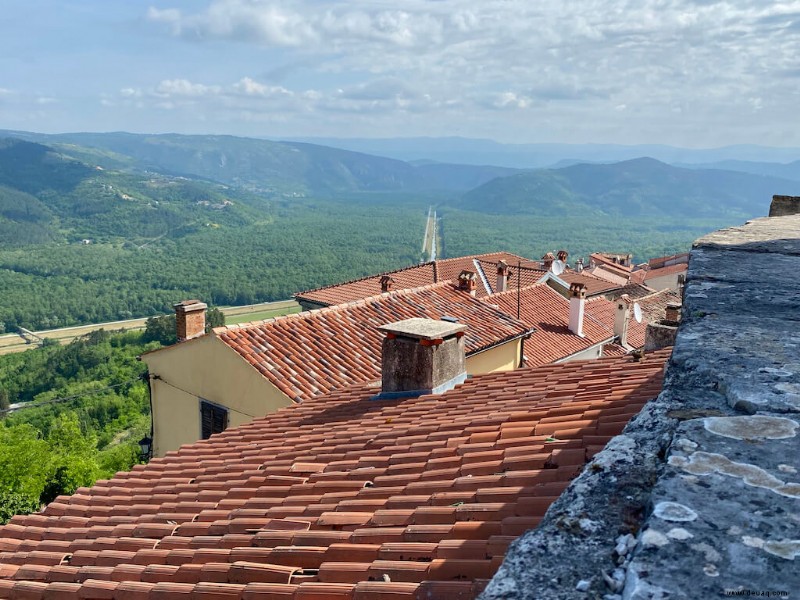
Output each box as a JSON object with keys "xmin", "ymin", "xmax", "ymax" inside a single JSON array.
[{"xmin": 200, "ymin": 401, "xmax": 228, "ymax": 439}]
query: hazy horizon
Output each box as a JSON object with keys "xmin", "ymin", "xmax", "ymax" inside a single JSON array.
[{"xmin": 2, "ymin": 2, "xmax": 799, "ymax": 148}]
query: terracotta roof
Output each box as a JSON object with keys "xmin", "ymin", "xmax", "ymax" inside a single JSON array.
[
  {"xmin": 557, "ymin": 270, "xmax": 623, "ymax": 297},
  {"xmin": 488, "ymin": 284, "xmax": 623, "ymax": 367},
  {"xmin": 647, "ymin": 252, "xmax": 689, "ymax": 269},
  {"xmin": 584, "ymin": 289, "xmax": 680, "ymax": 349},
  {"xmin": 294, "ymin": 263, "xmax": 437, "ymax": 307},
  {"xmin": 295, "ymin": 253, "xmax": 532, "ymax": 306},
  {"xmin": 474, "ymin": 260, "xmax": 548, "ymax": 294},
  {"xmin": 216, "ymin": 283, "xmax": 531, "ymax": 402},
  {"xmin": 643, "ymin": 262, "xmax": 688, "ymax": 280},
  {"xmin": 0, "ymin": 351, "xmax": 670, "ymax": 600}
]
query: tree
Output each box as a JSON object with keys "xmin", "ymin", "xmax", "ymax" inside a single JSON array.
[
  {"xmin": 205, "ymin": 306, "xmax": 225, "ymax": 332},
  {"xmin": 143, "ymin": 314, "xmax": 177, "ymax": 345}
]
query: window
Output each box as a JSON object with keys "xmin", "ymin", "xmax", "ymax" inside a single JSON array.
[{"xmin": 200, "ymin": 400, "xmax": 228, "ymax": 439}]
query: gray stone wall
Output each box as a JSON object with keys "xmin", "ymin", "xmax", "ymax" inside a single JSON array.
[{"xmin": 481, "ymin": 215, "xmax": 800, "ymax": 600}]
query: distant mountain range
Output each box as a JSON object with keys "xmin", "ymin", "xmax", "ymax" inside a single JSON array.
[
  {"xmin": 454, "ymin": 157, "xmax": 800, "ymax": 218},
  {"xmin": 0, "ymin": 130, "xmax": 520, "ymax": 195},
  {"xmin": 1, "ymin": 130, "xmax": 798, "ymax": 249},
  {"xmin": 289, "ymin": 136, "xmax": 800, "ymax": 170}
]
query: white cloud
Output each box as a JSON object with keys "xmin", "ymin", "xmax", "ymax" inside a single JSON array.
[{"xmin": 132, "ymin": 1, "xmax": 800, "ymax": 143}]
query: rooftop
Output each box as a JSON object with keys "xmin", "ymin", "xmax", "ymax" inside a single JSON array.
[
  {"xmin": 214, "ymin": 282, "xmax": 531, "ymax": 402},
  {"xmin": 294, "ymin": 253, "xmax": 534, "ymax": 306},
  {"xmin": 0, "ymin": 351, "xmax": 670, "ymax": 600}
]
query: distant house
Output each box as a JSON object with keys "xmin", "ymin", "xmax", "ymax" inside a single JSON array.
[
  {"xmin": 294, "ymin": 252, "xmax": 546, "ymax": 310},
  {"xmin": 143, "ymin": 283, "xmax": 534, "ymax": 457}
]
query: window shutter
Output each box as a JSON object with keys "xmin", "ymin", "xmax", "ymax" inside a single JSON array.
[{"xmin": 200, "ymin": 401, "xmax": 227, "ymax": 439}]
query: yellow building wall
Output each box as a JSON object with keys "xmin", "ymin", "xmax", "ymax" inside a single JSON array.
[
  {"xmin": 466, "ymin": 339, "xmax": 521, "ymax": 374},
  {"xmin": 143, "ymin": 334, "xmax": 292, "ymax": 457}
]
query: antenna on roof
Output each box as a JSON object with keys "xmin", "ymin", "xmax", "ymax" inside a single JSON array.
[
  {"xmin": 633, "ymin": 302, "xmax": 643, "ymax": 323},
  {"xmin": 551, "ymin": 260, "xmax": 565, "ymax": 276}
]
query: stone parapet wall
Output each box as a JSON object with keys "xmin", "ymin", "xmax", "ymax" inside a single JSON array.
[{"xmin": 481, "ymin": 215, "xmax": 800, "ymax": 599}]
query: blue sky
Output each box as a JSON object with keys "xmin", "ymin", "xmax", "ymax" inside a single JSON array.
[{"xmin": 1, "ymin": 1, "xmax": 799, "ymax": 146}]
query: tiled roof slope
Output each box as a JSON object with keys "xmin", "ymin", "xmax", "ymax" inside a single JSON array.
[
  {"xmin": 295, "ymin": 253, "xmax": 531, "ymax": 306},
  {"xmin": 434, "ymin": 253, "xmax": 531, "ymax": 297},
  {"xmin": 643, "ymin": 262, "xmax": 688, "ymax": 280},
  {"xmin": 584, "ymin": 288, "xmax": 680, "ymax": 349},
  {"xmin": 294, "ymin": 263, "xmax": 437, "ymax": 308},
  {"xmin": 474, "ymin": 260, "xmax": 548, "ymax": 294},
  {"xmin": 558, "ymin": 270, "xmax": 623, "ymax": 296},
  {"xmin": 0, "ymin": 351, "xmax": 670, "ymax": 600},
  {"xmin": 489, "ymin": 284, "xmax": 620, "ymax": 366},
  {"xmin": 216, "ymin": 283, "xmax": 531, "ymax": 402}
]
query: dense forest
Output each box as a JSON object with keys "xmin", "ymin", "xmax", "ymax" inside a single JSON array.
[
  {"xmin": 0, "ymin": 133, "xmax": 783, "ymax": 331},
  {"xmin": 0, "ymin": 329, "xmax": 158, "ymax": 522}
]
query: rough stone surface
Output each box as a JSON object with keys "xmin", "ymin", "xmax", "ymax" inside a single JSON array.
[
  {"xmin": 480, "ymin": 215, "xmax": 800, "ymax": 600},
  {"xmin": 381, "ymin": 330, "xmax": 467, "ymax": 393},
  {"xmin": 643, "ymin": 322, "xmax": 678, "ymax": 351},
  {"xmin": 769, "ymin": 195, "xmax": 800, "ymax": 217}
]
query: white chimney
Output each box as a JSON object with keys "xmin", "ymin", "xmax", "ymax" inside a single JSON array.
[
  {"xmin": 614, "ymin": 294, "xmax": 631, "ymax": 347},
  {"xmin": 496, "ymin": 260, "xmax": 510, "ymax": 293},
  {"xmin": 568, "ymin": 283, "xmax": 586, "ymax": 337},
  {"xmin": 377, "ymin": 318, "xmax": 468, "ymax": 398}
]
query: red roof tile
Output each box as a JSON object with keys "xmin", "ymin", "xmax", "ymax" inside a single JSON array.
[
  {"xmin": 295, "ymin": 253, "xmax": 533, "ymax": 306},
  {"xmin": 1, "ymin": 351, "xmax": 670, "ymax": 599},
  {"xmin": 488, "ymin": 284, "xmax": 617, "ymax": 366},
  {"xmin": 558, "ymin": 270, "xmax": 623, "ymax": 296},
  {"xmin": 215, "ymin": 283, "xmax": 531, "ymax": 402}
]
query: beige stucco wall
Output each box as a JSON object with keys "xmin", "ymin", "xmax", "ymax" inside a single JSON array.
[
  {"xmin": 143, "ymin": 334, "xmax": 292, "ymax": 457},
  {"xmin": 466, "ymin": 339, "xmax": 521, "ymax": 374},
  {"xmin": 556, "ymin": 343, "xmax": 605, "ymax": 363},
  {"xmin": 645, "ymin": 272, "xmax": 683, "ymax": 291}
]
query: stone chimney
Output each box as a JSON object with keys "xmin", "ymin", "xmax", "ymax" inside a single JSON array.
[
  {"xmin": 645, "ymin": 321, "xmax": 678, "ymax": 351},
  {"xmin": 568, "ymin": 283, "xmax": 586, "ymax": 337},
  {"xmin": 174, "ymin": 300, "xmax": 208, "ymax": 342},
  {"xmin": 377, "ymin": 318, "xmax": 468, "ymax": 398},
  {"xmin": 664, "ymin": 303, "xmax": 681, "ymax": 324},
  {"xmin": 496, "ymin": 260, "xmax": 510, "ymax": 293},
  {"xmin": 614, "ymin": 294, "xmax": 631, "ymax": 347},
  {"xmin": 769, "ymin": 195, "xmax": 800, "ymax": 217},
  {"xmin": 575, "ymin": 258, "xmax": 584, "ymax": 273},
  {"xmin": 457, "ymin": 270, "xmax": 478, "ymax": 296},
  {"xmin": 380, "ymin": 275, "xmax": 394, "ymax": 293},
  {"xmin": 542, "ymin": 252, "xmax": 555, "ymax": 271}
]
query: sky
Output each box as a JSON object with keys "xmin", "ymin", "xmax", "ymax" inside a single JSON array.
[{"xmin": 1, "ymin": 0, "xmax": 799, "ymax": 147}]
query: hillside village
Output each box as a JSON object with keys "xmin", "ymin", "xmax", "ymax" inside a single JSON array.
[
  {"xmin": 0, "ymin": 168, "xmax": 794, "ymax": 598},
  {"xmin": 143, "ymin": 250, "xmax": 684, "ymax": 456}
]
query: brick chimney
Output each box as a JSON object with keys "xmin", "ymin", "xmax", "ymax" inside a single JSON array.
[
  {"xmin": 614, "ymin": 294, "xmax": 631, "ymax": 347},
  {"xmin": 457, "ymin": 270, "xmax": 478, "ymax": 296},
  {"xmin": 380, "ymin": 275, "xmax": 394, "ymax": 293},
  {"xmin": 542, "ymin": 252, "xmax": 555, "ymax": 271},
  {"xmin": 496, "ymin": 260, "xmax": 510, "ymax": 293},
  {"xmin": 664, "ymin": 303, "xmax": 681, "ymax": 324},
  {"xmin": 557, "ymin": 249, "xmax": 569, "ymax": 263},
  {"xmin": 174, "ymin": 300, "xmax": 207, "ymax": 342},
  {"xmin": 568, "ymin": 283, "xmax": 586, "ymax": 337},
  {"xmin": 377, "ymin": 318, "xmax": 468, "ymax": 398}
]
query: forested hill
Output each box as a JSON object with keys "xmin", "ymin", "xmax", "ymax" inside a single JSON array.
[
  {"xmin": 452, "ymin": 157, "xmax": 800, "ymax": 219},
  {"xmin": 0, "ymin": 137, "xmax": 270, "ymax": 248},
  {"xmin": 0, "ymin": 131, "xmax": 520, "ymax": 195}
]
